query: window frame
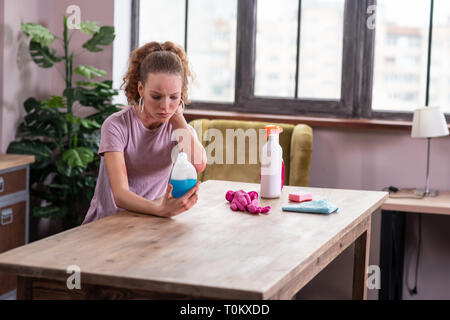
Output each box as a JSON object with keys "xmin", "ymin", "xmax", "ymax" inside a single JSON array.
[{"xmin": 131, "ymin": 0, "xmax": 450, "ymax": 122}]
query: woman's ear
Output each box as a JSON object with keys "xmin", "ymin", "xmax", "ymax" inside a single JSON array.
[{"xmin": 137, "ymin": 81, "xmax": 144, "ymax": 98}]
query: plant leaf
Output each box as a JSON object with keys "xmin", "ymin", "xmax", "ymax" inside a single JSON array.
[
  {"xmin": 31, "ymin": 187, "xmax": 60, "ymax": 203},
  {"xmin": 41, "ymin": 96, "xmax": 65, "ymax": 109},
  {"xmin": 75, "ymin": 81, "xmax": 110, "ymax": 88},
  {"xmin": 80, "ymin": 21, "xmax": 100, "ymax": 35},
  {"xmin": 29, "ymin": 40, "xmax": 63, "ymax": 68},
  {"xmin": 83, "ymin": 176, "xmax": 97, "ymax": 188},
  {"xmin": 33, "ymin": 206, "xmax": 66, "ymax": 219},
  {"xmin": 65, "ymin": 85, "xmax": 118, "ymax": 110},
  {"xmin": 76, "ymin": 147, "xmax": 95, "ymax": 166},
  {"xmin": 49, "ymin": 183, "xmax": 71, "ymax": 190},
  {"xmin": 7, "ymin": 140, "xmax": 52, "ymax": 165},
  {"xmin": 17, "ymin": 98, "xmax": 60, "ymax": 142},
  {"xmin": 24, "ymin": 97, "xmax": 41, "ymax": 113},
  {"xmin": 80, "ymin": 131, "xmax": 101, "ymax": 150},
  {"xmin": 56, "ymin": 159, "xmax": 84, "ymax": 177},
  {"xmin": 82, "ymin": 26, "xmax": 115, "ymax": 52},
  {"xmin": 62, "ymin": 147, "xmax": 94, "ymax": 168},
  {"xmin": 22, "ymin": 23, "xmax": 55, "ymax": 46},
  {"xmin": 74, "ymin": 65, "xmax": 107, "ymax": 79},
  {"xmin": 66, "ymin": 114, "xmax": 100, "ymax": 130},
  {"xmin": 80, "ymin": 118, "xmax": 101, "ymax": 129},
  {"xmin": 65, "ymin": 114, "xmax": 80, "ymax": 125},
  {"xmin": 88, "ymin": 105, "xmax": 121, "ymax": 124}
]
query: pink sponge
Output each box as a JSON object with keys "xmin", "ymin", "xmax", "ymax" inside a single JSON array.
[{"xmin": 289, "ymin": 192, "xmax": 313, "ymax": 203}]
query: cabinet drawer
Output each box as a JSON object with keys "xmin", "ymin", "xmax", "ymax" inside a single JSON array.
[
  {"xmin": 0, "ymin": 168, "xmax": 27, "ymax": 197},
  {"xmin": 0, "ymin": 201, "xmax": 26, "ymax": 295}
]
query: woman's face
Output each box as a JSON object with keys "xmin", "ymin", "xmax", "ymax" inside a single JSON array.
[{"xmin": 137, "ymin": 72, "xmax": 183, "ymax": 125}]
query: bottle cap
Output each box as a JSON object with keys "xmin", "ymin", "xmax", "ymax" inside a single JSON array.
[{"xmin": 264, "ymin": 125, "xmax": 283, "ymax": 139}]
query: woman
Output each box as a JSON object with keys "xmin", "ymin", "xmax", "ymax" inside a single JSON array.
[{"xmin": 82, "ymin": 41, "xmax": 207, "ymax": 224}]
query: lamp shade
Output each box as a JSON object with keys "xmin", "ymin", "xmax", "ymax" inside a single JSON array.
[{"xmin": 411, "ymin": 106, "xmax": 449, "ymax": 138}]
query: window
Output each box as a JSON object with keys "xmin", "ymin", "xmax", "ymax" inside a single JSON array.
[
  {"xmin": 255, "ymin": 0, "xmax": 345, "ymax": 100},
  {"xmin": 297, "ymin": 0, "xmax": 345, "ymax": 99},
  {"xmin": 372, "ymin": 0, "xmax": 450, "ymax": 116},
  {"xmin": 138, "ymin": 0, "xmax": 237, "ymax": 103},
  {"xmin": 187, "ymin": 0, "xmax": 237, "ymax": 102},
  {"xmin": 372, "ymin": 0, "xmax": 430, "ymax": 112},
  {"xmin": 255, "ymin": 0, "xmax": 298, "ymax": 97},
  {"xmin": 139, "ymin": 0, "xmax": 185, "ymax": 47},
  {"xmin": 132, "ymin": 0, "xmax": 449, "ymax": 121},
  {"xmin": 429, "ymin": 0, "xmax": 450, "ymax": 114}
]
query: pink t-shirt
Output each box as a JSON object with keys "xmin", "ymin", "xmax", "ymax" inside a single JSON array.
[{"xmin": 82, "ymin": 106, "xmax": 196, "ymax": 224}]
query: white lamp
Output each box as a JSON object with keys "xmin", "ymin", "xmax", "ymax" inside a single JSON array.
[{"xmin": 411, "ymin": 106, "xmax": 449, "ymax": 196}]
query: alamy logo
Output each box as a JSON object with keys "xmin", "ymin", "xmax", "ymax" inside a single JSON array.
[
  {"xmin": 66, "ymin": 5, "xmax": 81, "ymax": 30},
  {"xmin": 366, "ymin": 5, "xmax": 377, "ymax": 30},
  {"xmin": 367, "ymin": 265, "xmax": 381, "ymax": 290},
  {"xmin": 171, "ymin": 126, "xmax": 279, "ymax": 175},
  {"xmin": 66, "ymin": 265, "xmax": 81, "ymax": 290}
]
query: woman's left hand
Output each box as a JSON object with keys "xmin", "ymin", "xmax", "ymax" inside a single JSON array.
[
  {"xmin": 169, "ymin": 107, "xmax": 186, "ymax": 126},
  {"xmin": 169, "ymin": 106, "xmax": 207, "ymax": 174}
]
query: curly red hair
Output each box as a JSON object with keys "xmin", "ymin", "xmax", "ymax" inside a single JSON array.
[{"xmin": 121, "ymin": 41, "xmax": 193, "ymax": 105}]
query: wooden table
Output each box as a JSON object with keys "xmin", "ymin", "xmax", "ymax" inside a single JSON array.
[
  {"xmin": 0, "ymin": 154, "xmax": 36, "ymax": 171},
  {"xmin": 379, "ymin": 190, "xmax": 450, "ymax": 300},
  {"xmin": 0, "ymin": 180, "xmax": 387, "ymax": 300}
]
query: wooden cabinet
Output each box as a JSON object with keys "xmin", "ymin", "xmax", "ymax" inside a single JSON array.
[{"xmin": 0, "ymin": 155, "xmax": 34, "ymax": 296}]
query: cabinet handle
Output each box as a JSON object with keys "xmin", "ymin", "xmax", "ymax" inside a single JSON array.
[
  {"xmin": 0, "ymin": 177, "xmax": 4, "ymax": 193},
  {"xmin": 1, "ymin": 208, "xmax": 13, "ymax": 226}
]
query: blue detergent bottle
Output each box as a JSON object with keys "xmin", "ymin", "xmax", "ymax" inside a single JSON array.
[{"xmin": 170, "ymin": 152, "xmax": 197, "ymax": 198}]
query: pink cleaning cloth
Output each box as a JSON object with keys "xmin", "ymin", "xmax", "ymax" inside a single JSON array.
[
  {"xmin": 226, "ymin": 190, "xmax": 271, "ymax": 214},
  {"xmin": 289, "ymin": 192, "xmax": 313, "ymax": 203}
]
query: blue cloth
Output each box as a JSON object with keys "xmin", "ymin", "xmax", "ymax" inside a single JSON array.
[{"xmin": 282, "ymin": 198, "xmax": 338, "ymax": 214}]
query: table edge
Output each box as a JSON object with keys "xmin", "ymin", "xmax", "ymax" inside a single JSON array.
[{"xmin": 0, "ymin": 263, "xmax": 264, "ymax": 300}]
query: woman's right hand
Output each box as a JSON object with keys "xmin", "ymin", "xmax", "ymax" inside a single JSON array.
[{"xmin": 159, "ymin": 182, "xmax": 200, "ymax": 218}]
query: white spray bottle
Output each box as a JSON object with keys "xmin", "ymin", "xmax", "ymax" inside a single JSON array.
[{"xmin": 260, "ymin": 125, "xmax": 284, "ymax": 198}]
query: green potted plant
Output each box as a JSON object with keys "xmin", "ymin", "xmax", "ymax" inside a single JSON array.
[{"xmin": 7, "ymin": 16, "xmax": 121, "ymax": 232}]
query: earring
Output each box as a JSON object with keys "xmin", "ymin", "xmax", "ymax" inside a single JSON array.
[
  {"xmin": 139, "ymin": 97, "xmax": 144, "ymax": 113},
  {"xmin": 177, "ymin": 99, "xmax": 185, "ymax": 114}
]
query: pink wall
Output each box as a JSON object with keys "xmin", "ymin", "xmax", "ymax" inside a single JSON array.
[
  {"xmin": 296, "ymin": 127, "xmax": 450, "ymax": 300},
  {"xmin": 47, "ymin": 0, "xmax": 114, "ymax": 99},
  {"xmin": 309, "ymin": 128, "xmax": 450, "ymax": 192},
  {"xmin": 1, "ymin": 0, "xmax": 114, "ymax": 152},
  {"xmin": 1, "ymin": 0, "xmax": 54, "ymax": 153}
]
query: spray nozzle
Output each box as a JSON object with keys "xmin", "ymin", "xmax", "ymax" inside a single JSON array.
[{"xmin": 264, "ymin": 125, "xmax": 283, "ymax": 139}]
